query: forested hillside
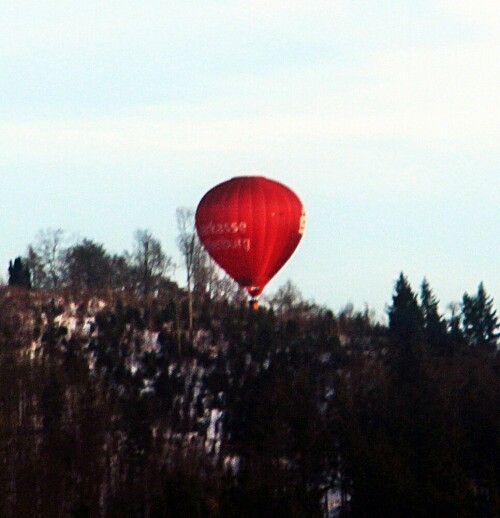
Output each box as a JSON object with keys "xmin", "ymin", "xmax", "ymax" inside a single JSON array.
[{"xmin": 0, "ymin": 229, "xmax": 498, "ymax": 517}]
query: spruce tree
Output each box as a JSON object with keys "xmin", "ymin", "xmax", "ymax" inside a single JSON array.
[
  {"xmin": 446, "ymin": 302, "xmax": 466, "ymax": 349},
  {"xmin": 388, "ymin": 272, "xmax": 424, "ymax": 344},
  {"xmin": 462, "ymin": 283, "xmax": 499, "ymax": 349},
  {"xmin": 420, "ymin": 278, "xmax": 447, "ymax": 348},
  {"xmin": 8, "ymin": 257, "xmax": 32, "ymax": 289}
]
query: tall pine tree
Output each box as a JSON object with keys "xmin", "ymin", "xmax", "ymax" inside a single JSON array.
[
  {"xmin": 420, "ymin": 278, "xmax": 447, "ymax": 348},
  {"xmin": 388, "ymin": 272, "xmax": 424, "ymax": 344},
  {"xmin": 462, "ymin": 283, "xmax": 498, "ymax": 349},
  {"xmin": 8, "ymin": 257, "xmax": 32, "ymax": 289}
]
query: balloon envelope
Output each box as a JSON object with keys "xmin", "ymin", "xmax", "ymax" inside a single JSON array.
[{"xmin": 195, "ymin": 176, "xmax": 305, "ymax": 298}]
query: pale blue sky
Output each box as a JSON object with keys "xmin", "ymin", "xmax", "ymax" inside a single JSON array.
[{"xmin": 1, "ymin": 0, "xmax": 498, "ymax": 317}]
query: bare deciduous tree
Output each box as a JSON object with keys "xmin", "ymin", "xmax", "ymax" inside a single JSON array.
[
  {"xmin": 132, "ymin": 229, "xmax": 172, "ymax": 296},
  {"xmin": 176, "ymin": 208, "xmax": 199, "ymax": 337},
  {"xmin": 176, "ymin": 208, "xmax": 241, "ymax": 329},
  {"xmin": 27, "ymin": 228, "xmax": 65, "ymax": 289},
  {"xmin": 269, "ymin": 279, "xmax": 304, "ymax": 317}
]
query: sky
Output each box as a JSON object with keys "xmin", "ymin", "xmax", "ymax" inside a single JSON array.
[{"xmin": 1, "ymin": 0, "xmax": 498, "ymax": 319}]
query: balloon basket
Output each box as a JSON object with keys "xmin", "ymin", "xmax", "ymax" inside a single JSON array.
[{"xmin": 249, "ymin": 299, "xmax": 259, "ymax": 311}]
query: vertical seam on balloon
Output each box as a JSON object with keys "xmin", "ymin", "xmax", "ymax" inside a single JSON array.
[
  {"xmin": 267, "ymin": 182, "xmax": 290, "ymax": 282},
  {"xmin": 268, "ymin": 183, "xmax": 301, "ymax": 282},
  {"xmin": 255, "ymin": 179, "xmax": 277, "ymax": 290},
  {"xmin": 281, "ymin": 192, "xmax": 302, "ymax": 278},
  {"xmin": 250, "ymin": 177, "xmax": 259, "ymax": 294},
  {"xmin": 235, "ymin": 177, "xmax": 247, "ymax": 288},
  {"xmin": 225, "ymin": 178, "xmax": 237, "ymax": 287},
  {"xmin": 257, "ymin": 177, "xmax": 270, "ymax": 294}
]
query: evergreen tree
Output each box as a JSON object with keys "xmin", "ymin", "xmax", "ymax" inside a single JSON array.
[
  {"xmin": 8, "ymin": 257, "xmax": 32, "ymax": 289},
  {"xmin": 462, "ymin": 283, "xmax": 499, "ymax": 349},
  {"xmin": 420, "ymin": 278, "xmax": 447, "ymax": 348},
  {"xmin": 446, "ymin": 302, "xmax": 466, "ymax": 349},
  {"xmin": 388, "ymin": 272, "xmax": 423, "ymax": 344}
]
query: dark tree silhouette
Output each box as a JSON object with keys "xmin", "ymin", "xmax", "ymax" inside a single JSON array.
[
  {"xmin": 462, "ymin": 283, "xmax": 499, "ymax": 349},
  {"xmin": 420, "ymin": 278, "xmax": 447, "ymax": 348},
  {"xmin": 8, "ymin": 257, "xmax": 31, "ymax": 288},
  {"xmin": 63, "ymin": 239, "xmax": 113, "ymax": 290},
  {"xmin": 388, "ymin": 272, "xmax": 424, "ymax": 344}
]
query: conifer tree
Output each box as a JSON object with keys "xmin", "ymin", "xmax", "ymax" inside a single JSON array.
[
  {"xmin": 388, "ymin": 272, "xmax": 423, "ymax": 344},
  {"xmin": 8, "ymin": 257, "xmax": 32, "ymax": 289},
  {"xmin": 462, "ymin": 283, "xmax": 498, "ymax": 349},
  {"xmin": 420, "ymin": 278, "xmax": 447, "ymax": 348},
  {"xmin": 446, "ymin": 302, "xmax": 466, "ymax": 348}
]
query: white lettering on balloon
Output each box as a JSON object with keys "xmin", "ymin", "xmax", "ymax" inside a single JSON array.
[
  {"xmin": 204, "ymin": 238, "xmax": 251, "ymax": 252},
  {"xmin": 199, "ymin": 221, "xmax": 251, "ymax": 253},
  {"xmin": 198, "ymin": 221, "xmax": 247, "ymax": 236}
]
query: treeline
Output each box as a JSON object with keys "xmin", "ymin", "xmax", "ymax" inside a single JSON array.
[
  {"xmin": 8, "ymin": 227, "xmax": 177, "ymax": 295},
  {"xmin": 6, "ymin": 216, "xmax": 242, "ymax": 332},
  {"xmin": 338, "ymin": 274, "xmax": 499, "ymax": 516},
  {"xmin": 0, "ymin": 229, "xmax": 499, "ymax": 516},
  {"xmin": 6, "ymin": 209, "xmax": 237, "ymax": 298},
  {"xmin": 6, "ymin": 226, "xmax": 499, "ymax": 351}
]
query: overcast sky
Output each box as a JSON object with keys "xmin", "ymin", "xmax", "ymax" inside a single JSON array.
[{"xmin": 1, "ymin": 0, "xmax": 498, "ymax": 317}]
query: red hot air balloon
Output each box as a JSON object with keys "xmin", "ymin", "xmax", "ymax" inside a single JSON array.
[{"xmin": 195, "ymin": 176, "xmax": 306, "ymax": 304}]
